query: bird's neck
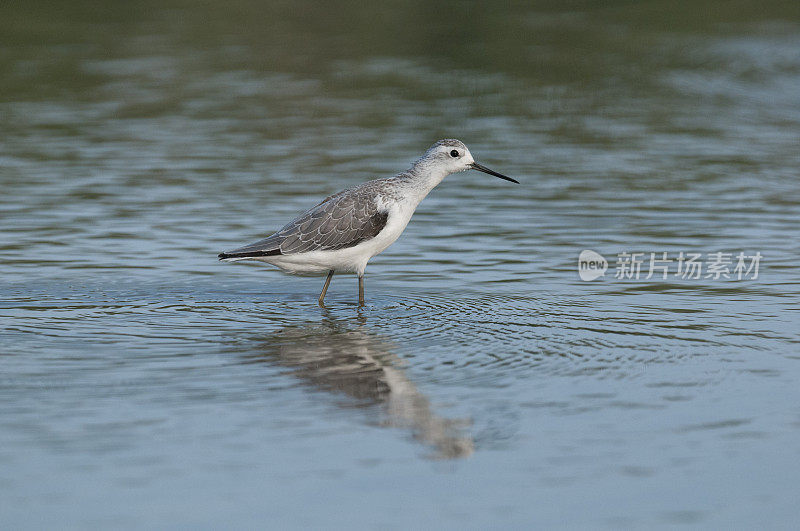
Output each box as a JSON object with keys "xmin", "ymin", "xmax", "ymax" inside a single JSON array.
[{"xmin": 397, "ymin": 159, "xmax": 450, "ymax": 206}]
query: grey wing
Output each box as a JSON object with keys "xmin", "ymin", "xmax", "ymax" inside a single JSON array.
[
  {"xmin": 218, "ymin": 188, "xmax": 389, "ymax": 259},
  {"xmin": 278, "ymin": 190, "xmax": 389, "ymax": 254}
]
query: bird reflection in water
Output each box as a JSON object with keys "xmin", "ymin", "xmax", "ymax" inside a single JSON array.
[{"xmin": 241, "ymin": 314, "xmax": 473, "ymax": 459}]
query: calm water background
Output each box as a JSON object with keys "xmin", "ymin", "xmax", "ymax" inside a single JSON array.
[{"xmin": 2, "ymin": 1, "xmax": 800, "ymax": 528}]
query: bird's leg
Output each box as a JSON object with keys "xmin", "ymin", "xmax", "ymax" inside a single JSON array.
[
  {"xmin": 358, "ymin": 274, "xmax": 365, "ymax": 307},
  {"xmin": 318, "ymin": 270, "xmax": 334, "ymax": 307}
]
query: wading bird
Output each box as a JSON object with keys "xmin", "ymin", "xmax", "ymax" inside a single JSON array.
[{"xmin": 218, "ymin": 139, "xmax": 518, "ymax": 306}]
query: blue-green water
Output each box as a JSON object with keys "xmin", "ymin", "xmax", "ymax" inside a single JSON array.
[{"xmin": 2, "ymin": 1, "xmax": 800, "ymax": 527}]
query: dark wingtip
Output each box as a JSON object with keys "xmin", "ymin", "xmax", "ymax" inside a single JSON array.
[{"xmin": 218, "ymin": 249, "xmax": 283, "ymax": 260}]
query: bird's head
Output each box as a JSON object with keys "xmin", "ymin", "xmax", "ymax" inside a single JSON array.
[{"xmin": 422, "ymin": 139, "xmax": 518, "ymax": 183}]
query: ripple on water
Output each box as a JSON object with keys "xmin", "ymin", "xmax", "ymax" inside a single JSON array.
[{"xmin": 306, "ymin": 293, "xmax": 693, "ymax": 388}]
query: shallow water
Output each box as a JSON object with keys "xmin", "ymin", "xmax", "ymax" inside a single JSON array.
[{"xmin": 2, "ymin": 1, "xmax": 800, "ymax": 528}]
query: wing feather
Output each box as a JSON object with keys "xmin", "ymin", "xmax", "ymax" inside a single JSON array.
[{"xmin": 218, "ymin": 183, "xmax": 391, "ymax": 260}]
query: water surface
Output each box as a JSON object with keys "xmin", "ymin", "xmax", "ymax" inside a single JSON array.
[{"xmin": 2, "ymin": 1, "xmax": 800, "ymax": 528}]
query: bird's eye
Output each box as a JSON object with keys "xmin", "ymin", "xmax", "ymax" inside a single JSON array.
[{"xmin": 450, "ymin": 150, "xmax": 459, "ymax": 157}]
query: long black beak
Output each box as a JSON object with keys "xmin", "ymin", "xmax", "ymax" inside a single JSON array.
[{"xmin": 470, "ymin": 162, "xmax": 519, "ymax": 184}]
